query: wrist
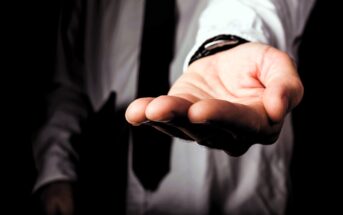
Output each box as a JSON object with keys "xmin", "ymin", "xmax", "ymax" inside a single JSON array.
[{"xmin": 189, "ymin": 34, "xmax": 249, "ymax": 65}]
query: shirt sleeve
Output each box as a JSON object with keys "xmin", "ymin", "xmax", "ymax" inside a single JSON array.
[
  {"xmin": 32, "ymin": 0, "xmax": 91, "ymax": 192},
  {"xmin": 184, "ymin": 0, "xmax": 316, "ymax": 69}
]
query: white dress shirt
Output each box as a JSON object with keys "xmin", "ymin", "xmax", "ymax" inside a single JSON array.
[{"xmin": 33, "ymin": 0, "xmax": 315, "ymax": 214}]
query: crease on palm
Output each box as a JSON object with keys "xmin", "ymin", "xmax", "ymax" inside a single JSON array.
[{"xmin": 169, "ymin": 64, "xmax": 266, "ymax": 107}]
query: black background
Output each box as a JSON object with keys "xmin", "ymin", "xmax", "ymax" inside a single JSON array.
[{"xmin": 4, "ymin": 0, "xmax": 342, "ymax": 214}]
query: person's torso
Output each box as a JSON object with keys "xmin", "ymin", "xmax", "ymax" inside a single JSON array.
[
  {"xmin": 79, "ymin": 1, "xmax": 294, "ymax": 214},
  {"xmin": 81, "ymin": 0, "xmax": 208, "ymax": 111}
]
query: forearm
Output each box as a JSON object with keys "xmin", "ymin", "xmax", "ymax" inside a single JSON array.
[{"xmin": 33, "ymin": 86, "xmax": 92, "ymax": 192}]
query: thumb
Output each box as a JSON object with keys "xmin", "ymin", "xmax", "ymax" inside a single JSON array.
[{"xmin": 262, "ymin": 56, "xmax": 304, "ymax": 123}]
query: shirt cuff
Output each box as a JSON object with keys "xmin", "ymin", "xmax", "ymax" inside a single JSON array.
[
  {"xmin": 183, "ymin": 27, "xmax": 270, "ymax": 72},
  {"xmin": 33, "ymin": 129, "xmax": 79, "ymax": 193}
]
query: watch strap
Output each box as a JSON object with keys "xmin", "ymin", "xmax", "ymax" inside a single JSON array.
[{"xmin": 189, "ymin": 35, "xmax": 249, "ymax": 65}]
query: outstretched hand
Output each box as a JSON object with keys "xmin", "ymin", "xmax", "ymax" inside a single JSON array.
[{"xmin": 126, "ymin": 42, "xmax": 303, "ymax": 156}]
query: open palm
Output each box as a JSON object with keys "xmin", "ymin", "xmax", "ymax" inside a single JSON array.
[{"xmin": 126, "ymin": 42, "xmax": 303, "ymax": 156}]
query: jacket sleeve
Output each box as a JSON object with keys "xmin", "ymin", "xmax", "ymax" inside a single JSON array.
[
  {"xmin": 184, "ymin": 0, "xmax": 316, "ymax": 67},
  {"xmin": 32, "ymin": 0, "xmax": 91, "ymax": 192}
]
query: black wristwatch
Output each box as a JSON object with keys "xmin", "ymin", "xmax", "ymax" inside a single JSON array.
[{"xmin": 189, "ymin": 34, "xmax": 249, "ymax": 65}]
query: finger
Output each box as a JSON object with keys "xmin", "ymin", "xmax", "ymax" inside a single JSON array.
[
  {"xmin": 188, "ymin": 99, "xmax": 264, "ymax": 132},
  {"xmin": 261, "ymin": 51, "xmax": 304, "ymax": 122},
  {"xmin": 264, "ymin": 76, "xmax": 303, "ymax": 122},
  {"xmin": 125, "ymin": 97, "xmax": 154, "ymax": 125},
  {"xmin": 189, "ymin": 99, "xmax": 282, "ymax": 143},
  {"xmin": 145, "ymin": 95, "xmax": 193, "ymax": 122},
  {"xmin": 165, "ymin": 119, "xmax": 252, "ymax": 156}
]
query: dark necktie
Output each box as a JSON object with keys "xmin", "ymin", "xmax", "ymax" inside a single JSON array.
[{"xmin": 132, "ymin": 0, "xmax": 176, "ymax": 191}]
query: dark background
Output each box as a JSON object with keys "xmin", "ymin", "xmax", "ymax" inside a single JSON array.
[
  {"xmin": 5, "ymin": 0, "xmax": 342, "ymax": 214},
  {"xmin": 290, "ymin": 0, "xmax": 343, "ymax": 213}
]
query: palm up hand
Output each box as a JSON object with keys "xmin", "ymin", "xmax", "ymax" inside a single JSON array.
[{"xmin": 126, "ymin": 42, "xmax": 303, "ymax": 156}]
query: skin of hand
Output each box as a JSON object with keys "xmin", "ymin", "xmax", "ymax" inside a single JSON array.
[
  {"xmin": 126, "ymin": 42, "xmax": 303, "ymax": 156},
  {"xmin": 35, "ymin": 181, "xmax": 75, "ymax": 215}
]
